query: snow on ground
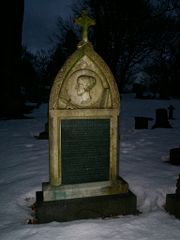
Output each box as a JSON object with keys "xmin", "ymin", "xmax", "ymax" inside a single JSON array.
[{"xmin": 0, "ymin": 94, "xmax": 180, "ymax": 240}]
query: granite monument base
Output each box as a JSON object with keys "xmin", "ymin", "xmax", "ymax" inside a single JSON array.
[
  {"xmin": 34, "ymin": 190, "xmax": 138, "ymax": 223},
  {"xmin": 165, "ymin": 194, "xmax": 180, "ymax": 219}
]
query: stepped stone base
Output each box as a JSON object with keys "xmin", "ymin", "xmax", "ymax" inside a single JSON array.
[
  {"xmin": 165, "ymin": 194, "xmax": 180, "ymax": 219},
  {"xmin": 35, "ymin": 190, "xmax": 138, "ymax": 223}
]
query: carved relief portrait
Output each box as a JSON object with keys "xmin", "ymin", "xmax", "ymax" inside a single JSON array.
[
  {"xmin": 76, "ymin": 75, "xmax": 96, "ymax": 104},
  {"xmin": 58, "ymin": 69, "xmax": 112, "ymax": 109}
]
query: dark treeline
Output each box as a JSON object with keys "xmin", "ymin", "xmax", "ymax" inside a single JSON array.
[
  {"xmin": 1, "ymin": 0, "xmax": 180, "ymax": 118},
  {"xmin": 0, "ymin": 0, "xmax": 25, "ymax": 118},
  {"xmin": 0, "ymin": 0, "xmax": 45, "ymax": 118},
  {"xmin": 45, "ymin": 0, "xmax": 180, "ymax": 99}
]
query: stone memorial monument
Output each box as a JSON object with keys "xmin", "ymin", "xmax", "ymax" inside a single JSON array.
[{"xmin": 34, "ymin": 10, "xmax": 137, "ymax": 223}]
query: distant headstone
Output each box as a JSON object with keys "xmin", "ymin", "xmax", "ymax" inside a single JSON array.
[
  {"xmin": 135, "ymin": 117, "xmax": 153, "ymax": 129},
  {"xmin": 133, "ymin": 83, "xmax": 144, "ymax": 99},
  {"xmin": 165, "ymin": 174, "xmax": 180, "ymax": 219},
  {"xmin": 168, "ymin": 105, "xmax": 175, "ymax": 120},
  {"xmin": 170, "ymin": 148, "xmax": 180, "ymax": 165},
  {"xmin": 34, "ymin": 11, "xmax": 137, "ymax": 223},
  {"xmin": 35, "ymin": 122, "xmax": 48, "ymax": 139},
  {"xmin": 152, "ymin": 108, "xmax": 172, "ymax": 128},
  {"xmin": 135, "ymin": 117, "xmax": 148, "ymax": 129}
]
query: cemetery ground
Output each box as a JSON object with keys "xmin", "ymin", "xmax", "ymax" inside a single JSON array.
[{"xmin": 0, "ymin": 93, "xmax": 180, "ymax": 240}]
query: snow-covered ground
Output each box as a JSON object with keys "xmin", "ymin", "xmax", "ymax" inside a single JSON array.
[{"xmin": 0, "ymin": 94, "xmax": 180, "ymax": 240}]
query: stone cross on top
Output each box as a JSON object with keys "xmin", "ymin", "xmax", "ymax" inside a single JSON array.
[{"xmin": 75, "ymin": 10, "xmax": 95, "ymax": 43}]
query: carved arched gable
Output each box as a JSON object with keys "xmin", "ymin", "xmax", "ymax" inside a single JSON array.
[{"xmin": 49, "ymin": 43, "xmax": 120, "ymax": 110}]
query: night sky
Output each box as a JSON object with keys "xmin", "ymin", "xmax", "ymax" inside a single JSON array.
[{"xmin": 22, "ymin": 0, "xmax": 75, "ymax": 53}]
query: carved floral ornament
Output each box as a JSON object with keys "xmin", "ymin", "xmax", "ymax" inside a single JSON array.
[{"xmin": 49, "ymin": 11, "xmax": 120, "ymax": 110}]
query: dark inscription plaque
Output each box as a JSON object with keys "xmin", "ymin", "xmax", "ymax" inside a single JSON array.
[{"xmin": 61, "ymin": 119, "xmax": 110, "ymax": 184}]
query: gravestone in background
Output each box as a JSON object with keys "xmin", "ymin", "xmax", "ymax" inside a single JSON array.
[
  {"xmin": 35, "ymin": 122, "xmax": 48, "ymax": 139},
  {"xmin": 35, "ymin": 11, "xmax": 137, "ymax": 223},
  {"xmin": 170, "ymin": 148, "xmax": 180, "ymax": 165},
  {"xmin": 134, "ymin": 116, "xmax": 153, "ymax": 129},
  {"xmin": 152, "ymin": 108, "xmax": 172, "ymax": 128},
  {"xmin": 165, "ymin": 174, "xmax": 180, "ymax": 219},
  {"xmin": 168, "ymin": 105, "xmax": 175, "ymax": 120},
  {"xmin": 135, "ymin": 117, "xmax": 149, "ymax": 129}
]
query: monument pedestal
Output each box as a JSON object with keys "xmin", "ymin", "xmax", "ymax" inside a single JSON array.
[
  {"xmin": 42, "ymin": 177, "xmax": 128, "ymax": 201},
  {"xmin": 35, "ymin": 190, "xmax": 137, "ymax": 223},
  {"xmin": 35, "ymin": 177, "xmax": 137, "ymax": 223}
]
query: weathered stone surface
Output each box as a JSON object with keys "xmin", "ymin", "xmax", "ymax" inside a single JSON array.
[
  {"xmin": 35, "ymin": 11, "xmax": 137, "ymax": 222},
  {"xmin": 42, "ymin": 177, "xmax": 128, "ymax": 202},
  {"xmin": 49, "ymin": 42, "xmax": 119, "ymax": 111},
  {"xmin": 48, "ymin": 26, "xmax": 120, "ymax": 187}
]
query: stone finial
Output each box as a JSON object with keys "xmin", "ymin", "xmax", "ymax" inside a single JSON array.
[{"xmin": 75, "ymin": 10, "xmax": 95, "ymax": 43}]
